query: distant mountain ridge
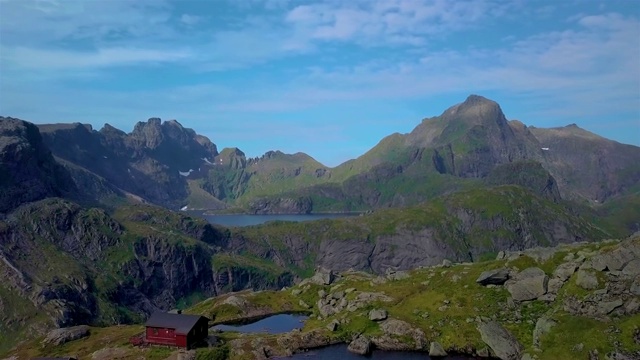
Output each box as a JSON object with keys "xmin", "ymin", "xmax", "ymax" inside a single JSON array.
[{"xmin": 2, "ymin": 94, "xmax": 638, "ymax": 214}]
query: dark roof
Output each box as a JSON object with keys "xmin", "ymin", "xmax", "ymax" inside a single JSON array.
[{"xmin": 145, "ymin": 312, "xmax": 208, "ymax": 335}]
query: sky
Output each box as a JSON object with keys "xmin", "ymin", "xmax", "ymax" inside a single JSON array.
[{"xmin": 0, "ymin": 0, "xmax": 639, "ymax": 167}]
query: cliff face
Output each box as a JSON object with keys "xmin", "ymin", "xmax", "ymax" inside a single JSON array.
[
  {"xmin": 0, "ymin": 118, "xmax": 75, "ymax": 213},
  {"xmin": 36, "ymin": 118, "xmax": 219, "ymax": 209},
  {"xmin": 0, "ymin": 199, "xmax": 246, "ymax": 343}
]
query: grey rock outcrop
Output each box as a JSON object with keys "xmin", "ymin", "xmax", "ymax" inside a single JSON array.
[
  {"xmin": 506, "ymin": 267, "xmax": 548, "ymax": 301},
  {"xmin": 369, "ymin": 309, "xmax": 388, "ymax": 321},
  {"xmin": 576, "ymin": 270, "xmax": 599, "ymax": 290},
  {"xmin": 310, "ymin": 267, "xmax": 335, "ymax": 285},
  {"xmin": 374, "ymin": 318, "xmax": 427, "ymax": 350},
  {"xmin": 477, "ymin": 268, "xmax": 510, "ymax": 285},
  {"xmin": 622, "ymin": 259, "xmax": 640, "ymax": 276},
  {"xmin": 223, "ymin": 295, "xmax": 248, "ymax": 309},
  {"xmin": 553, "ymin": 262, "xmax": 579, "ymax": 282},
  {"xmin": 348, "ymin": 335, "xmax": 372, "ymax": 355},
  {"xmin": 429, "ymin": 341, "xmax": 448, "ymax": 357},
  {"xmin": 326, "ymin": 319, "xmax": 339, "ymax": 332},
  {"xmin": 631, "ymin": 276, "xmax": 640, "ymax": 296},
  {"xmin": 42, "ymin": 325, "xmax": 90, "ymax": 346},
  {"xmin": 478, "ymin": 321, "xmax": 523, "ymax": 360}
]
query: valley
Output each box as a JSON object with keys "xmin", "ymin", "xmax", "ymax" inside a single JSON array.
[{"xmin": 0, "ymin": 95, "xmax": 639, "ymax": 359}]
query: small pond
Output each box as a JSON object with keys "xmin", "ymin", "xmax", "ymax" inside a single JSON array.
[
  {"xmin": 281, "ymin": 344, "xmax": 474, "ymax": 359},
  {"xmin": 211, "ymin": 313, "xmax": 308, "ymax": 334}
]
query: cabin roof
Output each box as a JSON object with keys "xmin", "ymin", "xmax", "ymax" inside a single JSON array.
[{"xmin": 145, "ymin": 312, "xmax": 208, "ymax": 335}]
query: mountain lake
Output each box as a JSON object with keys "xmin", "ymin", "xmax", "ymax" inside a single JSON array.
[
  {"xmin": 191, "ymin": 212, "xmax": 360, "ymax": 227},
  {"xmin": 211, "ymin": 313, "xmax": 308, "ymax": 334}
]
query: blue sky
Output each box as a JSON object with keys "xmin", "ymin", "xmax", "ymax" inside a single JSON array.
[{"xmin": 0, "ymin": 0, "xmax": 638, "ymax": 166}]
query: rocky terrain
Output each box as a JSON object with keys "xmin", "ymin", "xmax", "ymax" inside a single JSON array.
[{"xmin": 5, "ymin": 235, "xmax": 639, "ymax": 359}]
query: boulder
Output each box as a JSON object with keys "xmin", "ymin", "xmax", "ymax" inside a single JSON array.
[
  {"xmin": 547, "ymin": 278, "xmax": 565, "ymax": 294},
  {"xmin": 476, "ymin": 268, "xmax": 510, "ymax": 286},
  {"xmin": 590, "ymin": 249, "xmax": 634, "ymax": 272},
  {"xmin": 429, "ymin": 341, "xmax": 448, "ymax": 357},
  {"xmin": 576, "ymin": 270, "xmax": 599, "ymax": 290},
  {"xmin": 624, "ymin": 298, "xmax": 639, "ymax": 314},
  {"xmin": 533, "ymin": 317, "xmax": 556, "ymax": 348},
  {"xmin": 631, "ymin": 276, "xmax": 640, "ymax": 296},
  {"xmin": 348, "ymin": 335, "xmax": 372, "ymax": 355},
  {"xmin": 506, "ymin": 267, "xmax": 548, "ymax": 301},
  {"xmin": 326, "ymin": 319, "xmax": 339, "ymax": 332},
  {"xmin": 310, "ymin": 267, "xmax": 334, "ymax": 285},
  {"xmin": 478, "ymin": 321, "xmax": 523, "ymax": 360},
  {"xmin": 622, "ymin": 259, "xmax": 640, "ymax": 276},
  {"xmin": 477, "ymin": 347, "xmax": 491, "ymax": 357},
  {"xmin": 42, "ymin": 325, "xmax": 90, "ymax": 346},
  {"xmin": 92, "ymin": 347, "xmax": 127, "ymax": 360},
  {"xmin": 597, "ymin": 299, "xmax": 623, "ymax": 315},
  {"xmin": 442, "ymin": 259, "xmax": 453, "ymax": 267},
  {"xmin": 385, "ymin": 268, "xmax": 410, "ymax": 280},
  {"xmin": 553, "ymin": 262, "xmax": 578, "ymax": 282},
  {"xmin": 377, "ymin": 319, "xmax": 427, "ymax": 350},
  {"xmin": 222, "ymin": 295, "xmax": 248, "ymax": 308},
  {"xmin": 369, "ymin": 309, "xmax": 388, "ymax": 321}
]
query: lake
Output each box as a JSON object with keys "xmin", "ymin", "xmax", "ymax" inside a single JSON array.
[
  {"xmin": 195, "ymin": 213, "xmax": 360, "ymax": 227},
  {"xmin": 282, "ymin": 344, "xmax": 473, "ymax": 359},
  {"xmin": 211, "ymin": 313, "xmax": 308, "ymax": 334}
]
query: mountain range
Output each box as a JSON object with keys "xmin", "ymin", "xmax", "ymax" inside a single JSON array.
[
  {"xmin": 0, "ymin": 94, "xmax": 639, "ymax": 354},
  {"xmin": 3, "ymin": 95, "xmax": 637, "ymax": 216}
]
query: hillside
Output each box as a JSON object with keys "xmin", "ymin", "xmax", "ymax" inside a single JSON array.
[
  {"xmin": 0, "ymin": 183, "xmax": 620, "ymax": 353},
  {"xmin": 7, "ymin": 236, "xmax": 639, "ymax": 359}
]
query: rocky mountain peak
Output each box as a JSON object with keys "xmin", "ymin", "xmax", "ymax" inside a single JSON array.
[
  {"xmin": 442, "ymin": 94, "xmax": 506, "ymax": 126},
  {"xmin": 131, "ymin": 118, "xmax": 164, "ymax": 149},
  {"xmin": 99, "ymin": 123, "xmax": 126, "ymax": 136}
]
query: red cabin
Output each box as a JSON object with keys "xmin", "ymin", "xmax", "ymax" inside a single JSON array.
[{"xmin": 144, "ymin": 312, "xmax": 209, "ymax": 349}]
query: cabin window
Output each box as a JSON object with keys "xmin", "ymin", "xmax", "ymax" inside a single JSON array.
[{"xmin": 153, "ymin": 328, "xmax": 158, "ymax": 335}]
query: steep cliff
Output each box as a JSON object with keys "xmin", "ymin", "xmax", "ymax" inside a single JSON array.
[{"xmin": 0, "ymin": 118, "xmax": 75, "ymax": 213}]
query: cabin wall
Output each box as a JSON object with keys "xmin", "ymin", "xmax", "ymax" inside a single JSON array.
[
  {"xmin": 146, "ymin": 327, "xmax": 178, "ymax": 346},
  {"xmin": 176, "ymin": 334, "xmax": 187, "ymax": 348}
]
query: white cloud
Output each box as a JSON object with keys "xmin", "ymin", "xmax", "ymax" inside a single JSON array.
[{"xmin": 284, "ymin": 0, "xmax": 504, "ymax": 46}]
